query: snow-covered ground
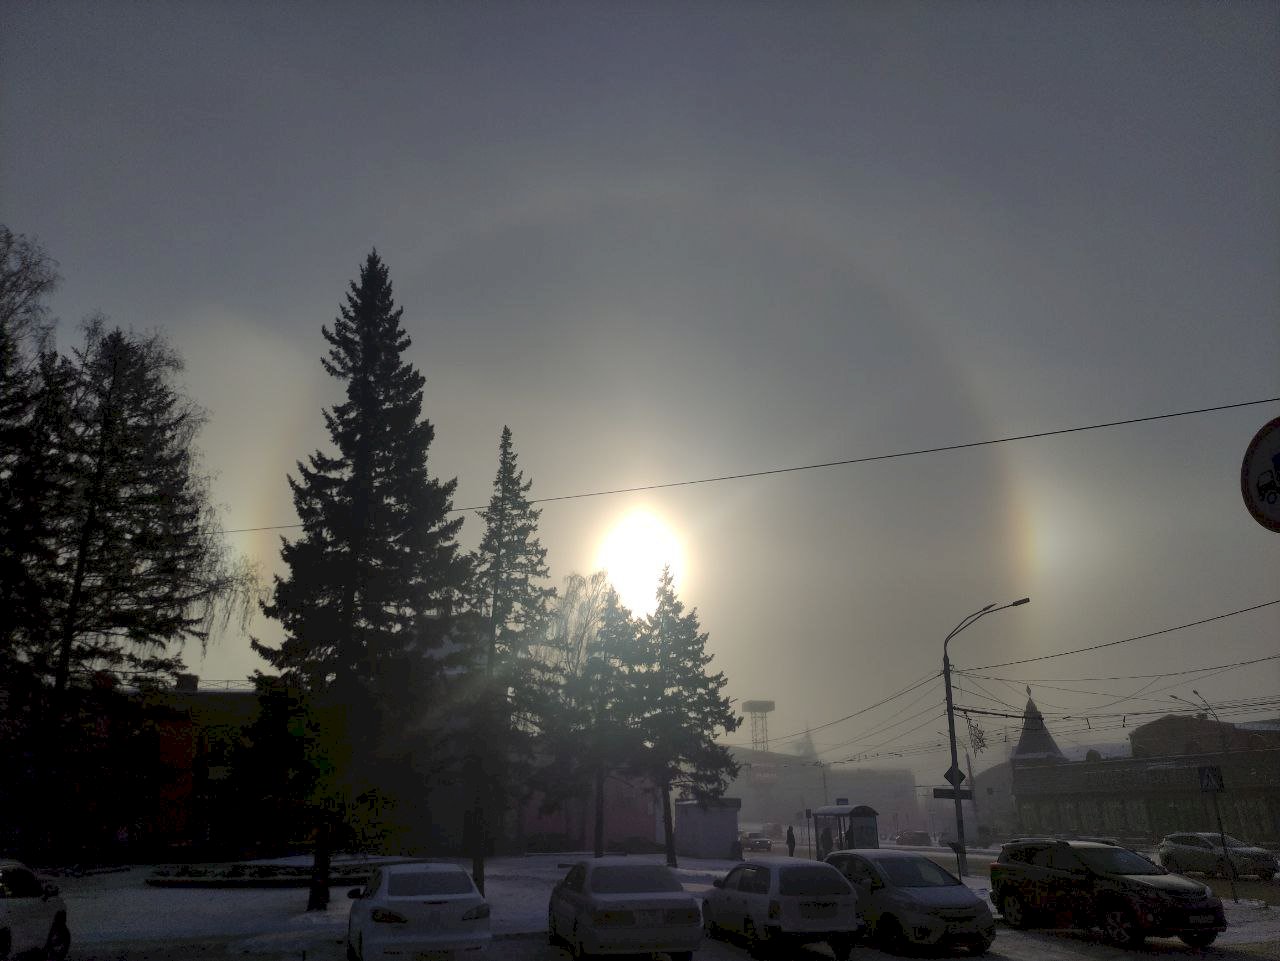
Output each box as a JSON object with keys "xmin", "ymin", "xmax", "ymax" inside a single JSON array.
[{"xmin": 54, "ymin": 852, "xmax": 1280, "ymax": 954}]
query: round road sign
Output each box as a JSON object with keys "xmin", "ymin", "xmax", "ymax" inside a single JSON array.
[{"xmin": 1241, "ymin": 415, "xmax": 1280, "ymax": 533}]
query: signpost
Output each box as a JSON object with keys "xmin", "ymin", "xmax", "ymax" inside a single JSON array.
[
  {"xmin": 933, "ymin": 787, "xmax": 974, "ymax": 800},
  {"xmin": 1241, "ymin": 416, "xmax": 1280, "ymax": 533},
  {"xmin": 1199, "ymin": 765, "xmax": 1237, "ymax": 903}
]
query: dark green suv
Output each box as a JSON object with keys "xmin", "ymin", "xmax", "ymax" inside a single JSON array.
[{"xmin": 989, "ymin": 839, "xmax": 1225, "ymax": 948}]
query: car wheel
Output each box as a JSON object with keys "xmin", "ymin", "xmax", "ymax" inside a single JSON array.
[
  {"xmin": 345, "ymin": 940, "xmax": 359, "ymax": 961},
  {"xmin": 1163, "ymin": 856, "xmax": 1180, "ymax": 873},
  {"xmin": 702, "ymin": 904, "xmax": 718, "ymax": 939},
  {"xmin": 1180, "ymin": 931, "xmax": 1218, "ymax": 948},
  {"xmin": 829, "ymin": 934, "xmax": 854, "ymax": 961},
  {"xmin": 1259, "ymin": 870, "xmax": 1275, "ymax": 883},
  {"xmin": 669, "ymin": 953, "xmax": 693, "ymax": 961},
  {"xmin": 570, "ymin": 920, "xmax": 593, "ymax": 960},
  {"xmin": 877, "ymin": 916, "xmax": 909, "ymax": 955},
  {"xmin": 744, "ymin": 917, "xmax": 771, "ymax": 959},
  {"xmin": 44, "ymin": 916, "xmax": 71, "ymax": 961},
  {"xmin": 547, "ymin": 907, "xmax": 558, "ymax": 945},
  {"xmin": 970, "ymin": 932, "xmax": 995, "ymax": 956},
  {"xmin": 1100, "ymin": 904, "xmax": 1145, "ymax": 947},
  {"xmin": 1001, "ymin": 891, "xmax": 1031, "ymax": 929}
]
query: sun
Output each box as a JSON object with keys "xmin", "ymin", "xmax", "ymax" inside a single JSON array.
[{"xmin": 595, "ymin": 509, "xmax": 685, "ymax": 616}]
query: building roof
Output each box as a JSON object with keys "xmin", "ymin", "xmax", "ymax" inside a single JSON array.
[{"xmin": 1011, "ymin": 695, "xmax": 1066, "ymax": 764}]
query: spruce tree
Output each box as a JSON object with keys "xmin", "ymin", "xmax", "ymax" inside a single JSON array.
[
  {"xmin": 467, "ymin": 426, "xmax": 553, "ymax": 892},
  {"xmin": 255, "ymin": 251, "xmax": 469, "ymax": 909},
  {"xmin": 638, "ymin": 567, "xmax": 741, "ymax": 867}
]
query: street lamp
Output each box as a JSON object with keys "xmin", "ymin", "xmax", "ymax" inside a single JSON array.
[
  {"xmin": 1170, "ymin": 691, "xmax": 1238, "ymax": 901},
  {"xmin": 943, "ymin": 597, "xmax": 1029, "ymax": 877}
]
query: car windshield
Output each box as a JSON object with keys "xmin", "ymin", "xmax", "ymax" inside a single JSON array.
[
  {"xmin": 878, "ymin": 857, "xmax": 961, "ymax": 887},
  {"xmin": 1221, "ymin": 836, "xmax": 1248, "ymax": 848},
  {"xmin": 779, "ymin": 866, "xmax": 851, "ymax": 896},
  {"xmin": 590, "ymin": 865, "xmax": 684, "ymax": 894},
  {"xmin": 388, "ymin": 870, "xmax": 476, "ymax": 896},
  {"xmin": 1075, "ymin": 848, "xmax": 1165, "ymax": 875}
]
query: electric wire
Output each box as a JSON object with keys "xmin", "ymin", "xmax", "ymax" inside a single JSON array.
[{"xmin": 214, "ymin": 395, "xmax": 1280, "ymax": 534}]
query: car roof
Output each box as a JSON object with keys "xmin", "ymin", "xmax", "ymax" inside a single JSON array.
[
  {"xmin": 380, "ymin": 861, "xmax": 470, "ymax": 874},
  {"xmin": 828, "ymin": 848, "xmax": 937, "ymax": 861},
  {"xmin": 0, "ymin": 859, "xmax": 30, "ymax": 870},
  {"xmin": 739, "ymin": 857, "xmax": 837, "ymax": 869}
]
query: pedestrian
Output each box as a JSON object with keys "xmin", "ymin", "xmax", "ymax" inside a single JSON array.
[{"xmin": 786, "ymin": 825, "xmax": 796, "ymax": 857}]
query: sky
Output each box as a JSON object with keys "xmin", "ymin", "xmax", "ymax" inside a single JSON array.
[{"xmin": 3, "ymin": 1, "xmax": 1278, "ymax": 781}]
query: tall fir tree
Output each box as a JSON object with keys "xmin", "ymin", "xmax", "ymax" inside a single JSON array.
[
  {"xmin": 638, "ymin": 567, "xmax": 741, "ymax": 867},
  {"xmin": 254, "ymin": 251, "xmax": 469, "ymax": 909},
  {"xmin": 467, "ymin": 426, "xmax": 554, "ymax": 893}
]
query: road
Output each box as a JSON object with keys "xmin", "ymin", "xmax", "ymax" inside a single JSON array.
[{"xmin": 67, "ymin": 924, "xmax": 1280, "ymax": 961}]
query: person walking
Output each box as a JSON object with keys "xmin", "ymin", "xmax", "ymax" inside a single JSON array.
[{"xmin": 786, "ymin": 825, "xmax": 796, "ymax": 857}]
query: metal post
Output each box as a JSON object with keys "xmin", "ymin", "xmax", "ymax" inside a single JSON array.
[
  {"xmin": 943, "ymin": 649, "xmax": 969, "ymax": 877},
  {"xmin": 1211, "ymin": 791, "xmax": 1238, "ymax": 903}
]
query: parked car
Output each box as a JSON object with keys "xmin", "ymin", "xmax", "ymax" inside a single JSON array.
[
  {"xmin": 892, "ymin": 830, "xmax": 933, "ymax": 847},
  {"xmin": 0, "ymin": 859, "xmax": 70, "ymax": 961},
  {"xmin": 743, "ymin": 832, "xmax": 773, "ymax": 852},
  {"xmin": 703, "ymin": 858, "xmax": 860, "ymax": 960},
  {"xmin": 827, "ymin": 848, "xmax": 995, "ymax": 954},
  {"xmin": 1159, "ymin": 832, "xmax": 1278, "ymax": 880},
  {"xmin": 990, "ymin": 839, "xmax": 1225, "ymax": 948},
  {"xmin": 346, "ymin": 861, "xmax": 490, "ymax": 961},
  {"xmin": 547, "ymin": 858, "xmax": 702, "ymax": 960}
]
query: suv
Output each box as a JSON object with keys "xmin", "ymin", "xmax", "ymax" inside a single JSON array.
[
  {"xmin": 1159, "ymin": 832, "xmax": 1277, "ymax": 880},
  {"xmin": 0, "ymin": 860, "xmax": 71, "ymax": 960},
  {"xmin": 703, "ymin": 860, "xmax": 860, "ymax": 960},
  {"xmin": 990, "ymin": 839, "xmax": 1225, "ymax": 948},
  {"xmin": 742, "ymin": 832, "xmax": 773, "ymax": 852}
]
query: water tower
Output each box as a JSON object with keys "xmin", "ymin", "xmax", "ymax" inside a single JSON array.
[{"xmin": 742, "ymin": 700, "xmax": 776, "ymax": 754}]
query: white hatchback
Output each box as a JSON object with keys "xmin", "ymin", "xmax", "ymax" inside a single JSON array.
[
  {"xmin": 703, "ymin": 859, "xmax": 860, "ymax": 960},
  {"xmin": 346, "ymin": 861, "xmax": 490, "ymax": 961},
  {"xmin": 0, "ymin": 859, "xmax": 70, "ymax": 960}
]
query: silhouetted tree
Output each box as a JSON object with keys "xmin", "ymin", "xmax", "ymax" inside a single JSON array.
[
  {"xmin": 466, "ymin": 426, "xmax": 553, "ymax": 892},
  {"xmin": 255, "ymin": 251, "xmax": 468, "ymax": 909},
  {"xmin": 637, "ymin": 567, "xmax": 741, "ymax": 867}
]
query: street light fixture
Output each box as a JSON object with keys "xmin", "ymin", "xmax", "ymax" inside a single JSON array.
[{"xmin": 943, "ymin": 596, "xmax": 1029, "ymax": 877}]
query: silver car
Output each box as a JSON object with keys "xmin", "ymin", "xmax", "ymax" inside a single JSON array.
[
  {"xmin": 0, "ymin": 859, "xmax": 70, "ymax": 960},
  {"xmin": 547, "ymin": 859, "xmax": 702, "ymax": 960},
  {"xmin": 703, "ymin": 859, "xmax": 860, "ymax": 960},
  {"xmin": 826, "ymin": 848, "xmax": 995, "ymax": 955},
  {"xmin": 1159, "ymin": 833, "xmax": 1277, "ymax": 880}
]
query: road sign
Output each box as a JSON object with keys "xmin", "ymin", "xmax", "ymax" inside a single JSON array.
[
  {"xmin": 943, "ymin": 765, "xmax": 966, "ymax": 787},
  {"xmin": 1199, "ymin": 765, "xmax": 1225, "ymax": 793},
  {"xmin": 933, "ymin": 788, "xmax": 974, "ymax": 800},
  {"xmin": 1241, "ymin": 416, "xmax": 1280, "ymax": 533}
]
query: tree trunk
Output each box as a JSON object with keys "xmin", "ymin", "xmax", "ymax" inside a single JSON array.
[
  {"xmin": 469, "ymin": 750, "xmax": 486, "ymax": 896},
  {"xmin": 593, "ymin": 764, "xmax": 606, "ymax": 857},
  {"xmin": 307, "ymin": 820, "xmax": 331, "ymax": 911},
  {"xmin": 660, "ymin": 782, "xmax": 677, "ymax": 868}
]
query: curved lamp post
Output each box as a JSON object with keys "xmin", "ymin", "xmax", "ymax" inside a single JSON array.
[{"xmin": 943, "ymin": 597, "xmax": 1030, "ymax": 876}]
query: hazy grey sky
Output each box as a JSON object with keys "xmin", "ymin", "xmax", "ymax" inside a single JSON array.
[{"xmin": 3, "ymin": 1, "xmax": 1277, "ymax": 775}]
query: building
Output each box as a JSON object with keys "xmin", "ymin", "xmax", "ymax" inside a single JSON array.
[{"xmin": 1008, "ymin": 700, "xmax": 1280, "ymax": 844}]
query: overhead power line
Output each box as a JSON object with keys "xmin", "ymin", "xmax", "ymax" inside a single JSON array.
[
  {"xmin": 964, "ymin": 599, "xmax": 1280, "ymax": 671},
  {"xmin": 216, "ymin": 395, "xmax": 1280, "ymax": 534},
  {"xmin": 956, "ymin": 652, "xmax": 1280, "ymax": 683}
]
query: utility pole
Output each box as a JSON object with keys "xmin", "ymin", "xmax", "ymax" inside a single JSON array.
[{"xmin": 943, "ymin": 597, "xmax": 1030, "ymax": 878}]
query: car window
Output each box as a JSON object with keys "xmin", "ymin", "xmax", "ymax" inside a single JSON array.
[
  {"xmin": 589, "ymin": 865, "xmax": 683, "ymax": 894},
  {"xmin": 362, "ymin": 870, "xmax": 381, "ymax": 898},
  {"xmin": 841, "ymin": 857, "xmax": 878, "ymax": 886},
  {"xmin": 1050, "ymin": 848, "xmax": 1084, "ymax": 872},
  {"xmin": 741, "ymin": 866, "xmax": 770, "ymax": 894},
  {"xmin": 779, "ymin": 865, "xmax": 851, "ymax": 896},
  {"xmin": 1030, "ymin": 847, "xmax": 1056, "ymax": 868},
  {"xmin": 722, "ymin": 867, "xmax": 745, "ymax": 891},
  {"xmin": 1189, "ymin": 837, "xmax": 1211, "ymax": 849},
  {"xmin": 1075, "ymin": 847, "xmax": 1166, "ymax": 876},
  {"xmin": 387, "ymin": 870, "xmax": 476, "ymax": 896},
  {"xmin": 563, "ymin": 865, "xmax": 587, "ymax": 892},
  {"xmin": 0, "ymin": 868, "xmax": 43, "ymax": 899},
  {"xmin": 1002, "ymin": 844, "xmax": 1045, "ymax": 864},
  {"xmin": 879, "ymin": 857, "xmax": 962, "ymax": 888}
]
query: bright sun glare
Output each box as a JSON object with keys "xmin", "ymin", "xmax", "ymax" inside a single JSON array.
[{"xmin": 595, "ymin": 509, "xmax": 685, "ymax": 616}]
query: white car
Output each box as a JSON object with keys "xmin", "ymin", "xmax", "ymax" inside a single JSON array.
[
  {"xmin": 0, "ymin": 859, "xmax": 70, "ymax": 960},
  {"xmin": 547, "ymin": 858, "xmax": 702, "ymax": 960},
  {"xmin": 827, "ymin": 848, "xmax": 995, "ymax": 954},
  {"xmin": 702, "ymin": 858, "xmax": 860, "ymax": 960},
  {"xmin": 346, "ymin": 861, "xmax": 490, "ymax": 961}
]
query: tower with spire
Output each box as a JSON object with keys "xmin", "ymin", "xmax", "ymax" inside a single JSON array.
[{"xmin": 1010, "ymin": 688, "xmax": 1066, "ymax": 765}]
